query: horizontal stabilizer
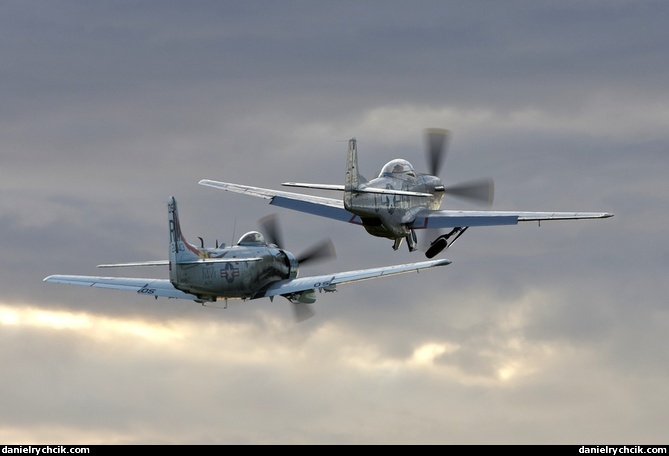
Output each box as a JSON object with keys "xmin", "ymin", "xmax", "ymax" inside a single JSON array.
[
  {"xmin": 282, "ymin": 182, "xmax": 345, "ymax": 191},
  {"xmin": 97, "ymin": 260, "xmax": 169, "ymax": 268},
  {"xmin": 282, "ymin": 181, "xmax": 432, "ymax": 197},
  {"xmin": 97, "ymin": 257, "xmax": 262, "ymax": 268},
  {"xmin": 353, "ymin": 186, "xmax": 433, "ymax": 197}
]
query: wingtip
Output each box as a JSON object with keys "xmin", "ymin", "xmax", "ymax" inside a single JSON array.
[{"xmin": 429, "ymin": 258, "xmax": 452, "ymax": 266}]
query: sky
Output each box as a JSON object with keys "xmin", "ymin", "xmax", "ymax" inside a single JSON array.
[{"xmin": 1, "ymin": 0, "xmax": 668, "ymax": 445}]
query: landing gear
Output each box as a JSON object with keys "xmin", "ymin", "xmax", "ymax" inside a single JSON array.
[
  {"xmin": 407, "ymin": 230, "xmax": 418, "ymax": 252},
  {"xmin": 425, "ymin": 227, "xmax": 469, "ymax": 258},
  {"xmin": 391, "ymin": 230, "xmax": 418, "ymax": 252}
]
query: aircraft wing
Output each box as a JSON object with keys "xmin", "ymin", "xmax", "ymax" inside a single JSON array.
[
  {"xmin": 43, "ymin": 275, "xmax": 201, "ymax": 300},
  {"xmin": 199, "ymin": 179, "xmax": 357, "ymax": 223},
  {"xmin": 409, "ymin": 209, "xmax": 613, "ymax": 229},
  {"xmin": 45, "ymin": 259, "xmax": 451, "ymax": 303},
  {"xmin": 198, "ymin": 180, "xmax": 613, "ymax": 229},
  {"xmin": 258, "ymin": 258, "xmax": 451, "ymax": 298}
]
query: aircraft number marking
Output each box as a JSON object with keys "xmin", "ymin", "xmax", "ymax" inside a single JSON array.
[
  {"xmin": 385, "ymin": 184, "xmax": 400, "ymax": 214},
  {"xmin": 375, "ymin": 184, "xmax": 403, "ymax": 215},
  {"xmin": 138, "ymin": 284, "xmax": 156, "ymax": 295}
]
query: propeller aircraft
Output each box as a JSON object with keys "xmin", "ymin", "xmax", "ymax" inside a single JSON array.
[
  {"xmin": 43, "ymin": 196, "xmax": 451, "ymax": 321},
  {"xmin": 200, "ymin": 128, "xmax": 613, "ymax": 258}
]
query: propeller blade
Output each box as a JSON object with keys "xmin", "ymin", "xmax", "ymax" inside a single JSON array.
[
  {"xmin": 292, "ymin": 303, "xmax": 315, "ymax": 322},
  {"xmin": 258, "ymin": 214, "xmax": 283, "ymax": 248},
  {"xmin": 259, "ymin": 214, "xmax": 336, "ymax": 264},
  {"xmin": 424, "ymin": 128, "xmax": 451, "ymax": 177},
  {"xmin": 297, "ymin": 238, "xmax": 336, "ymax": 265},
  {"xmin": 444, "ymin": 178, "xmax": 495, "ymax": 206}
]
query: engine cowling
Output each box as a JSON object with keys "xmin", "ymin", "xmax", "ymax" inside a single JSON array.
[{"xmin": 281, "ymin": 250, "xmax": 300, "ymax": 280}]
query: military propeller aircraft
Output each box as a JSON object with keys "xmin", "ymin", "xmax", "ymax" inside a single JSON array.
[
  {"xmin": 199, "ymin": 128, "xmax": 613, "ymax": 258},
  {"xmin": 43, "ymin": 196, "xmax": 451, "ymax": 321}
]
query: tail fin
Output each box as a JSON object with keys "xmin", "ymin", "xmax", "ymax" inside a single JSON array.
[
  {"xmin": 168, "ymin": 196, "xmax": 200, "ymax": 283},
  {"xmin": 344, "ymin": 138, "xmax": 362, "ymax": 210}
]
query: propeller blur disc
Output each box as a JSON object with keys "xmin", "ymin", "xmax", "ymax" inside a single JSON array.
[{"xmin": 424, "ymin": 128, "xmax": 451, "ymax": 177}]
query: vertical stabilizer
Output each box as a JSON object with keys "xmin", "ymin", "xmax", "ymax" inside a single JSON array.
[
  {"xmin": 167, "ymin": 196, "xmax": 200, "ymax": 284},
  {"xmin": 344, "ymin": 138, "xmax": 361, "ymax": 210}
]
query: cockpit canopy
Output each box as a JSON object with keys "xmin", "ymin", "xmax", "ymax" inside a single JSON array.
[
  {"xmin": 237, "ymin": 231, "xmax": 266, "ymax": 246},
  {"xmin": 379, "ymin": 159, "xmax": 416, "ymax": 178}
]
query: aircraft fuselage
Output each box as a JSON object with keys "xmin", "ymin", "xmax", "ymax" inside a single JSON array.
[
  {"xmin": 171, "ymin": 244, "xmax": 299, "ymax": 300},
  {"xmin": 346, "ymin": 173, "xmax": 445, "ymax": 240}
]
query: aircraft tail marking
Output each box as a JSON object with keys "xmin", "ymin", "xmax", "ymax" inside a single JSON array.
[
  {"xmin": 344, "ymin": 138, "xmax": 362, "ymax": 210},
  {"xmin": 168, "ymin": 196, "xmax": 201, "ymax": 282}
]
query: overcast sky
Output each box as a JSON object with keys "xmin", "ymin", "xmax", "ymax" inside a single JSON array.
[{"xmin": 1, "ymin": 0, "xmax": 668, "ymax": 445}]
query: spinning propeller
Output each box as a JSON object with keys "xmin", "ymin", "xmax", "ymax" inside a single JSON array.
[
  {"xmin": 259, "ymin": 214, "xmax": 336, "ymax": 266},
  {"xmin": 424, "ymin": 128, "xmax": 495, "ymax": 206},
  {"xmin": 258, "ymin": 214, "xmax": 336, "ymax": 322},
  {"xmin": 417, "ymin": 129, "xmax": 495, "ymax": 257}
]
